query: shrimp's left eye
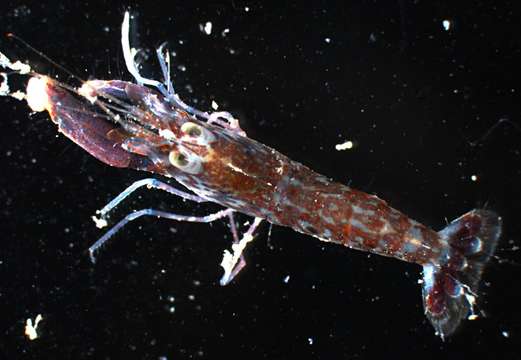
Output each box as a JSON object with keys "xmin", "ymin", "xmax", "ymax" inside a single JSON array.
[
  {"xmin": 181, "ymin": 122, "xmax": 215, "ymax": 144},
  {"xmin": 168, "ymin": 150, "xmax": 202, "ymax": 174}
]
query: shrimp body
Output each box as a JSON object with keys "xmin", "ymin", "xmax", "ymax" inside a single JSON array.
[
  {"xmin": 0, "ymin": 12, "xmax": 501, "ymax": 339},
  {"xmin": 76, "ymin": 78, "xmax": 444, "ymax": 266}
]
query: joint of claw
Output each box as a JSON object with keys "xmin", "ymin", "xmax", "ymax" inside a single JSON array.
[{"xmin": 88, "ymin": 250, "xmax": 97, "ymax": 264}]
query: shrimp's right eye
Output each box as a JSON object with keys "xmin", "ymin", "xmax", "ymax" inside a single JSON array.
[
  {"xmin": 181, "ymin": 122, "xmax": 203, "ymax": 137},
  {"xmin": 180, "ymin": 121, "xmax": 215, "ymax": 144},
  {"xmin": 168, "ymin": 150, "xmax": 202, "ymax": 174}
]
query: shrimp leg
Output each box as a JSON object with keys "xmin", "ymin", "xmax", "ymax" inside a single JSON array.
[
  {"xmin": 121, "ymin": 12, "xmax": 246, "ymax": 135},
  {"xmin": 88, "ymin": 208, "xmax": 235, "ymax": 263},
  {"xmin": 94, "ymin": 178, "xmax": 210, "ymax": 220},
  {"xmin": 220, "ymin": 217, "xmax": 263, "ymax": 286}
]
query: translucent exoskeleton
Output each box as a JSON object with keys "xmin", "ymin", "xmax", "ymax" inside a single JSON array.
[{"xmin": 0, "ymin": 12, "xmax": 502, "ymax": 339}]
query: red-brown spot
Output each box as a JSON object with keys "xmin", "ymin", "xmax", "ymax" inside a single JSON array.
[
  {"xmin": 342, "ymin": 223, "xmax": 352, "ymax": 245},
  {"xmin": 363, "ymin": 235, "xmax": 379, "ymax": 249},
  {"xmin": 383, "ymin": 234, "xmax": 403, "ymax": 253}
]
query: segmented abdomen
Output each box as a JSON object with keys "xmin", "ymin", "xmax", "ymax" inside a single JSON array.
[{"xmin": 266, "ymin": 160, "xmax": 443, "ymax": 264}]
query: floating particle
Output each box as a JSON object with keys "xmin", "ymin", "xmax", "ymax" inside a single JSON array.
[
  {"xmin": 442, "ymin": 20, "xmax": 451, "ymax": 31},
  {"xmin": 91, "ymin": 216, "xmax": 108, "ymax": 229},
  {"xmin": 283, "ymin": 275, "xmax": 290, "ymax": 283},
  {"xmin": 202, "ymin": 22, "xmax": 212, "ymax": 35},
  {"xmin": 502, "ymin": 330, "xmax": 510, "ymax": 338},
  {"xmin": 222, "ymin": 28, "xmax": 230, "ymax": 37},
  {"xmin": 24, "ymin": 314, "xmax": 43, "ymax": 340},
  {"xmin": 211, "ymin": 100, "xmax": 219, "ymax": 110},
  {"xmin": 471, "ymin": 174, "xmax": 478, "ymax": 182},
  {"xmin": 335, "ymin": 140, "xmax": 354, "ymax": 151},
  {"xmin": 308, "ymin": 337, "xmax": 314, "ymax": 345}
]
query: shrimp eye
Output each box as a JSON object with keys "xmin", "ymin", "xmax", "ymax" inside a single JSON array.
[
  {"xmin": 180, "ymin": 121, "xmax": 215, "ymax": 144},
  {"xmin": 169, "ymin": 151, "xmax": 188, "ymax": 167},
  {"xmin": 181, "ymin": 122, "xmax": 203, "ymax": 137},
  {"xmin": 168, "ymin": 150, "xmax": 202, "ymax": 174}
]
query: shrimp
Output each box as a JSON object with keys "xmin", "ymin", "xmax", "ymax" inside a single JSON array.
[{"xmin": 0, "ymin": 12, "xmax": 501, "ymax": 339}]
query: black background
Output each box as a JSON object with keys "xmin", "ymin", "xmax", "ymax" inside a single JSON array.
[{"xmin": 1, "ymin": 1, "xmax": 520, "ymax": 359}]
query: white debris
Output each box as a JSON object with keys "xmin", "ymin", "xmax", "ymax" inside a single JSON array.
[
  {"xmin": 26, "ymin": 76, "xmax": 50, "ymax": 112},
  {"xmin": 283, "ymin": 275, "xmax": 290, "ymax": 283},
  {"xmin": 78, "ymin": 83, "xmax": 98, "ymax": 104},
  {"xmin": 442, "ymin": 20, "xmax": 451, "ymax": 31},
  {"xmin": 211, "ymin": 100, "xmax": 219, "ymax": 110},
  {"xmin": 221, "ymin": 28, "xmax": 230, "ymax": 37},
  {"xmin": 308, "ymin": 337, "xmax": 314, "ymax": 345},
  {"xmin": 10, "ymin": 90, "xmax": 26, "ymax": 101},
  {"xmin": 324, "ymin": 37, "xmax": 331, "ymax": 43},
  {"xmin": 91, "ymin": 215, "xmax": 108, "ymax": 229},
  {"xmin": 0, "ymin": 51, "xmax": 31, "ymax": 74},
  {"xmin": 335, "ymin": 140, "xmax": 353, "ymax": 151},
  {"xmin": 24, "ymin": 314, "xmax": 43, "ymax": 340},
  {"xmin": 502, "ymin": 330, "xmax": 510, "ymax": 338},
  {"xmin": 0, "ymin": 73, "xmax": 10, "ymax": 96},
  {"xmin": 203, "ymin": 22, "xmax": 212, "ymax": 35},
  {"xmin": 220, "ymin": 233, "xmax": 253, "ymax": 284},
  {"xmin": 470, "ymin": 174, "xmax": 478, "ymax": 182}
]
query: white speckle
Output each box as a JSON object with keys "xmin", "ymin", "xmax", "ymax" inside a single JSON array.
[
  {"xmin": 159, "ymin": 129, "xmax": 176, "ymax": 141},
  {"xmin": 244, "ymin": 6, "xmax": 250, "ymax": 12},
  {"xmin": 203, "ymin": 22, "xmax": 212, "ymax": 35},
  {"xmin": 471, "ymin": 174, "xmax": 478, "ymax": 182},
  {"xmin": 222, "ymin": 28, "xmax": 230, "ymax": 37},
  {"xmin": 25, "ymin": 314, "xmax": 43, "ymax": 340},
  {"xmin": 167, "ymin": 295, "xmax": 175, "ymax": 303},
  {"xmin": 442, "ymin": 20, "xmax": 451, "ymax": 31},
  {"xmin": 26, "ymin": 76, "xmax": 50, "ymax": 112},
  {"xmin": 91, "ymin": 216, "xmax": 108, "ymax": 229},
  {"xmin": 468, "ymin": 314, "xmax": 479, "ymax": 320},
  {"xmin": 324, "ymin": 37, "xmax": 331, "ymax": 43},
  {"xmin": 502, "ymin": 330, "xmax": 510, "ymax": 338},
  {"xmin": 188, "ymin": 294, "xmax": 195, "ymax": 301},
  {"xmin": 177, "ymin": 64, "xmax": 187, "ymax": 72},
  {"xmin": 168, "ymin": 306, "xmax": 176, "ymax": 313},
  {"xmin": 307, "ymin": 337, "xmax": 314, "ymax": 345},
  {"xmin": 0, "ymin": 73, "xmax": 10, "ymax": 96},
  {"xmin": 283, "ymin": 275, "xmax": 290, "ymax": 283},
  {"xmin": 335, "ymin": 140, "xmax": 353, "ymax": 151},
  {"xmin": 211, "ymin": 100, "xmax": 219, "ymax": 110}
]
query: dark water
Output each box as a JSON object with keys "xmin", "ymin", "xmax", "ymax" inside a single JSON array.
[{"xmin": 1, "ymin": 1, "xmax": 519, "ymax": 359}]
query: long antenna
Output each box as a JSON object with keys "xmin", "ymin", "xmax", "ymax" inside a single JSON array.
[{"xmin": 6, "ymin": 32, "xmax": 86, "ymax": 83}]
